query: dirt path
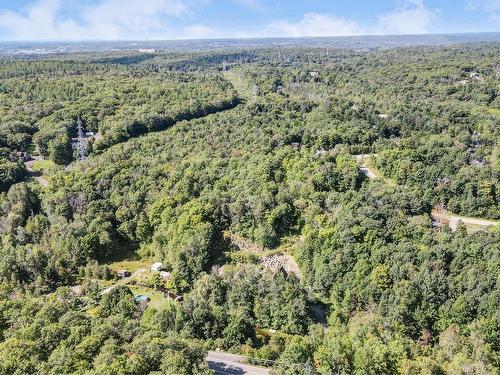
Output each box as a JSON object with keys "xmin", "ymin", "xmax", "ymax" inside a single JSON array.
[
  {"xmin": 353, "ymin": 154, "xmax": 380, "ymax": 179},
  {"xmin": 431, "ymin": 209, "xmax": 498, "ymax": 232},
  {"xmin": 24, "ymin": 157, "xmax": 49, "ymax": 187},
  {"xmin": 100, "ymin": 268, "xmax": 148, "ymax": 294}
]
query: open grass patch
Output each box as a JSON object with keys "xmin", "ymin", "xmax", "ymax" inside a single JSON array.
[
  {"xmin": 128, "ymin": 284, "xmax": 169, "ymax": 310},
  {"xmin": 31, "ymin": 159, "xmax": 57, "ymax": 172},
  {"xmin": 103, "ymin": 244, "xmax": 154, "ymax": 274}
]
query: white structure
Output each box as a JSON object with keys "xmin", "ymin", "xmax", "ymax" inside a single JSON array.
[
  {"xmin": 75, "ymin": 117, "xmax": 88, "ymax": 160},
  {"xmin": 151, "ymin": 262, "xmax": 164, "ymax": 272}
]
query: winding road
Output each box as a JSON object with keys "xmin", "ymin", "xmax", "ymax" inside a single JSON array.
[{"xmin": 206, "ymin": 351, "xmax": 270, "ymax": 375}]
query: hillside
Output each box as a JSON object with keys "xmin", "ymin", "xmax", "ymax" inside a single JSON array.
[{"xmin": 0, "ymin": 44, "xmax": 499, "ymax": 374}]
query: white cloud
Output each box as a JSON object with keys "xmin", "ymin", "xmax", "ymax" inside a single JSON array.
[
  {"xmin": 0, "ymin": 0, "xmax": 445, "ymax": 41},
  {"xmin": 264, "ymin": 13, "xmax": 364, "ymax": 37},
  {"xmin": 467, "ymin": 0, "xmax": 500, "ymax": 22},
  {"xmin": 262, "ymin": 2, "xmax": 438, "ymax": 39},
  {"xmin": 0, "ymin": 0, "xmax": 189, "ymax": 40},
  {"xmin": 467, "ymin": 0, "xmax": 500, "ymax": 10},
  {"xmin": 0, "ymin": 0, "xmax": 81, "ymax": 40},
  {"xmin": 376, "ymin": 0, "xmax": 437, "ymax": 35}
]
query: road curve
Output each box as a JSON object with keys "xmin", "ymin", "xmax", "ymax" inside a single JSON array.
[
  {"xmin": 431, "ymin": 209, "xmax": 498, "ymax": 232},
  {"xmin": 206, "ymin": 351, "xmax": 270, "ymax": 375}
]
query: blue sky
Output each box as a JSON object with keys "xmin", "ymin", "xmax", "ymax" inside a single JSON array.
[{"xmin": 0, "ymin": 0, "xmax": 498, "ymax": 41}]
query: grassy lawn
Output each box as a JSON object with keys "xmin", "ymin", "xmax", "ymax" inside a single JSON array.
[
  {"xmin": 91, "ymin": 276, "xmax": 170, "ymax": 311},
  {"xmin": 103, "ymin": 244, "xmax": 154, "ymax": 274},
  {"xmin": 107, "ymin": 258, "xmax": 153, "ymax": 274},
  {"xmin": 31, "ymin": 159, "xmax": 57, "ymax": 172},
  {"xmin": 128, "ymin": 284, "xmax": 169, "ymax": 309}
]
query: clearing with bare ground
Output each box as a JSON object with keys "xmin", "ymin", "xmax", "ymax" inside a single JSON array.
[
  {"xmin": 354, "ymin": 154, "xmax": 498, "ymax": 233},
  {"xmin": 225, "ymin": 231, "xmax": 303, "ymax": 278},
  {"xmin": 431, "ymin": 209, "xmax": 498, "ymax": 232}
]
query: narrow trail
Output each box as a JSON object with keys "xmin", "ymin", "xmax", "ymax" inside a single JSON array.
[
  {"xmin": 353, "ymin": 154, "xmax": 380, "ymax": 179},
  {"xmin": 431, "ymin": 209, "xmax": 498, "ymax": 232},
  {"xmin": 24, "ymin": 156, "xmax": 49, "ymax": 187}
]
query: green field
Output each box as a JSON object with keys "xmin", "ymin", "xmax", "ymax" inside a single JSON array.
[{"xmin": 30, "ymin": 159, "xmax": 57, "ymax": 172}]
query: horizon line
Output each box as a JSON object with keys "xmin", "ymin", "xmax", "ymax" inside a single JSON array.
[{"xmin": 0, "ymin": 31, "xmax": 499, "ymax": 44}]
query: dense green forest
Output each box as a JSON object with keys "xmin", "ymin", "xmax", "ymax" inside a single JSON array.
[{"xmin": 0, "ymin": 44, "xmax": 499, "ymax": 374}]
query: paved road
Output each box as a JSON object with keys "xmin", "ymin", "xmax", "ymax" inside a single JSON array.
[{"xmin": 206, "ymin": 351, "xmax": 270, "ymax": 375}]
